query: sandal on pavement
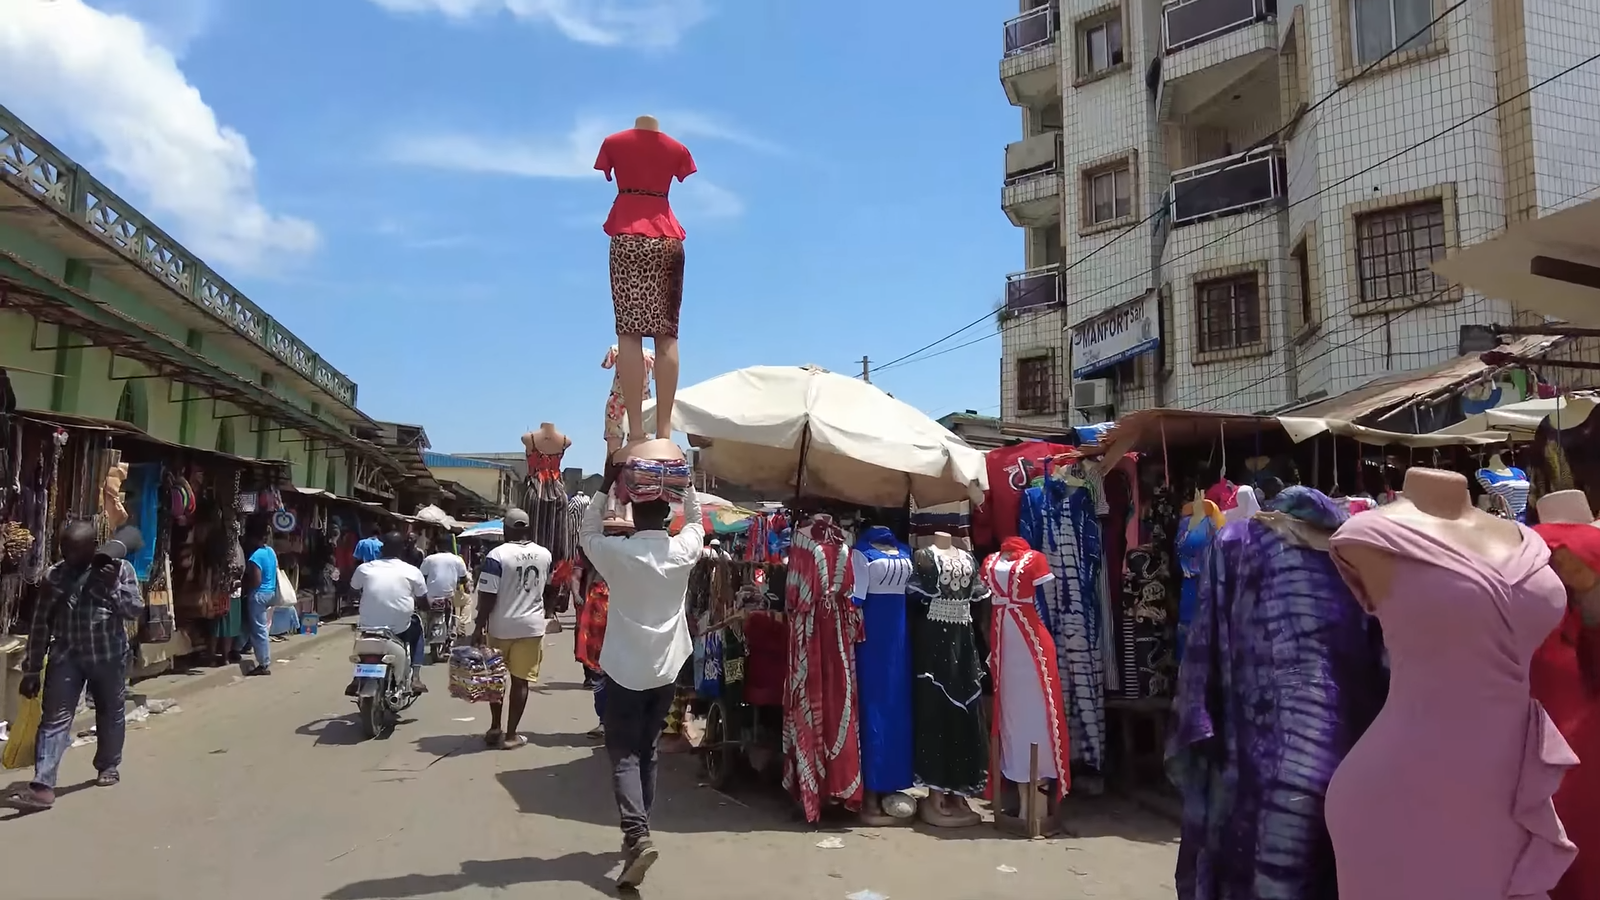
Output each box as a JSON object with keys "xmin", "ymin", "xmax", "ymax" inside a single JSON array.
[
  {"xmin": 0, "ymin": 785, "xmax": 54, "ymax": 812},
  {"xmin": 500, "ymin": 734, "xmax": 529, "ymax": 750},
  {"xmin": 96, "ymin": 769, "xmax": 120, "ymax": 787}
]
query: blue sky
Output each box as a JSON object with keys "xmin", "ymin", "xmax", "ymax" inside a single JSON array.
[{"xmin": 5, "ymin": 0, "xmax": 1021, "ymax": 472}]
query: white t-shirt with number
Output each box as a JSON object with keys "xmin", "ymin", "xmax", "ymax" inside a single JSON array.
[{"xmin": 477, "ymin": 540, "xmax": 552, "ymax": 640}]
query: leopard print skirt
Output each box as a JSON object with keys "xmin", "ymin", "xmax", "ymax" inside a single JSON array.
[{"xmin": 609, "ymin": 234, "xmax": 685, "ymax": 338}]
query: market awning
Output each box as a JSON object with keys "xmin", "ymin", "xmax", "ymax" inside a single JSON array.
[
  {"xmin": 1085, "ymin": 409, "xmax": 1278, "ymax": 466},
  {"xmin": 1282, "ymin": 334, "xmax": 1562, "ymax": 425},
  {"xmin": 1277, "ymin": 417, "xmax": 1508, "ymax": 447},
  {"xmin": 1431, "ymin": 199, "xmax": 1600, "ymax": 327},
  {"xmin": 14, "ymin": 408, "xmax": 289, "ymax": 468},
  {"xmin": 1432, "ymin": 392, "xmax": 1600, "ymax": 440}
]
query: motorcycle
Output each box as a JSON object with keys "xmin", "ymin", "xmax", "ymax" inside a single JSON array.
[
  {"xmin": 348, "ymin": 625, "xmax": 422, "ymax": 738},
  {"xmin": 422, "ymin": 599, "xmax": 457, "ymax": 664}
]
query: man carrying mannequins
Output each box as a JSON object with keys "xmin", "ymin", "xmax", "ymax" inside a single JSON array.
[{"xmin": 580, "ymin": 460, "xmax": 704, "ymax": 890}]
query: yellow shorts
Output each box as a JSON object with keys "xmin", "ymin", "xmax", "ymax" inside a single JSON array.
[{"xmin": 489, "ymin": 635, "xmax": 545, "ymax": 683}]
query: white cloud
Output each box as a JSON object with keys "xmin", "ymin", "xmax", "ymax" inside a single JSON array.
[
  {"xmin": 367, "ymin": 0, "xmax": 710, "ymax": 49},
  {"xmin": 0, "ymin": 1, "xmax": 317, "ymax": 272},
  {"xmin": 384, "ymin": 113, "xmax": 767, "ymax": 219}
]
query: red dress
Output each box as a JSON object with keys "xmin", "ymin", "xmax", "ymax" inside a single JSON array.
[
  {"xmin": 971, "ymin": 442, "xmax": 1073, "ymax": 547},
  {"xmin": 980, "ymin": 540, "xmax": 1071, "ymax": 799},
  {"xmin": 1531, "ymin": 522, "xmax": 1600, "ymax": 900},
  {"xmin": 594, "ymin": 128, "xmax": 696, "ymax": 240},
  {"xmin": 576, "ymin": 579, "xmax": 609, "ymax": 672},
  {"xmin": 781, "ymin": 515, "xmax": 864, "ymax": 822}
]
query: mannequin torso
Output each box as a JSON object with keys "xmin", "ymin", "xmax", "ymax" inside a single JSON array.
[
  {"xmin": 524, "ymin": 424, "xmax": 569, "ymax": 458},
  {"xmin": 1337, "ymin": 467, "xmax": 1524, "ymax": 605}
]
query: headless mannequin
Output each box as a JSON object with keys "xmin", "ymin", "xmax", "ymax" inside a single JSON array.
[
  {"xmin": 1224, "ymin": 485, "xmax": 1262, "ymax": 525},
  {"xmin": 523, "ymin": 423, "xmax": 570, "ymax": 457},
  {"xmin": 917, "ymin": 530, "xmax": 982, "ymax": 828},
  {"xmin": 1486, "ymin": 453, "xmax": 1514, "ymax": 476},
  {"xmin": 860, "ymin": 527, "xmax": 913, "ymax": 826},
  {"xmin": 1336, "ymin": 467, "xmax": 1525, "ymax": 604},
  {"xmin": 612, "ymin": 114, "xmax": 682, "ymax": 465}
]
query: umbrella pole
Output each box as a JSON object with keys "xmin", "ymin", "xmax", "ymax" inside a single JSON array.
[{"xmin": 791, "ymin": 424, "xmax": 811, "ymax": 510}]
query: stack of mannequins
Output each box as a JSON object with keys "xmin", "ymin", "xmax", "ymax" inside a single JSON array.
[{"xmin": 1168, "ymin": 463, "xmax": 1600, "ymax": 900}]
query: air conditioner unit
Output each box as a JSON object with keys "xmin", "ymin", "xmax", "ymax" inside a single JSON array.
[{"xmin": 1073, "ymin": 378, "xmax": 1112, "ymax": 411}]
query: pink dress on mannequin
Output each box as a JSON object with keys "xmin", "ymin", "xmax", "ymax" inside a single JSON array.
[{"xmin": 1326, "ymin": 514, "xmax": 1577, "ymax": 900}]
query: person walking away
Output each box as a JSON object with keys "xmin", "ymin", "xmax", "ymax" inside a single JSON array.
[
  {"xmin": 242, "ymin": 515, "xmax": 278, "ymax": 676},
  {"xmin": 346, "ymin": 532, "xmax": 430, "ymax": 695},
  {"xmin": 402, "ymin": 525, "xmax": 427, "ymax": 567},
  {"xmin": 420, "ymin": 537, "xmax": 470, "ymax": 637},
  {"xmin": 1, "ymin": 522, "xmax": 144, "ymax": 812},
  {"xmin": 471, "ymin": 509, "xmax": 552, "ymax": 750},
  {"xmin": 580, "ymin": 464, "xmax": 704, "ymax": 890}
]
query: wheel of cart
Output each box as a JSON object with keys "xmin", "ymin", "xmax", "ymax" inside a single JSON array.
[{"xmin": 700, "ymin": 697, "xmax": 741, "ymax": 790}]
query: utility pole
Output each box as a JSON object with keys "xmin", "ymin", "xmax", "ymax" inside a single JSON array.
[{"xmin": 860, "ymin": 356, "xmax": 872, "ymax": 383}]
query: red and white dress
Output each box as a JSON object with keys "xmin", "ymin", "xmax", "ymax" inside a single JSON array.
[
  {"xmin": 782, "ymin": 515, "xmax": 865, "ymax": 822},
  {"xmin": 981, "ymin": 542, "xmax": 1071, "ymax": 798}
]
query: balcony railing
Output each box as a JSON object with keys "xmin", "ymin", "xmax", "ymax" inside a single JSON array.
[
  {"xmin": 1005, "ymin": 266, "xmax": 1061, "ymax": 312},
  {"xmin": 1004, "ymin": 2, "xmax": 1059, "ymax": 57},
  {"xmin": 1169, "ymin": 145, "xmax": 1286, "ymax": 226},
  {"xmin": 0, "ymin": 103, "xmax": 359, "ymax": 409},
  {"xmin": 1162, "ymin": 0, "xmax": 1275, "ymax": 53},
  {"xmin": 1005, "ymin": 132, "xmax": 1063, "ymax": 184}
]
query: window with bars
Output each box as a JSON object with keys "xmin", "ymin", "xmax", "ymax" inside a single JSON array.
[
  {"xmin": 1355, "ymin": 200, "xmax": 1448, "ymax": 305},
  {"xmin": 1085, "ymin": 162, "xmax": 1132, "ymax": 226},
  {"xmin": 1017, "ymin": 354, "xmax": 1055, "ymax": 414},
  {"xmin": 1078, "ymin": 12, "xmax": 1124, "ymax": 77},
  {"xmin": 1195, "ymin": 274, "xmax": 1263, "ymax": 353}
]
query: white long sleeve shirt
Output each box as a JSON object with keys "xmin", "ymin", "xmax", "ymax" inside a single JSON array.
[{"xmin": 580, "ymin": 486, "xmax": 703, "ymax": 691}]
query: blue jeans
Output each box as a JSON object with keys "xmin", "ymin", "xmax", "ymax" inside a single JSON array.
[
  {"xmin": 34, "ymin": 655, "xmax": 127, "ymax": 790},
  {"xmin": 245, "ymin": 589, "xmax": 274, "ymax": 668},
  {"xmin": 588, "ymin": 669, "xmax": 607, "ymax": 720},
  {"xmin": 401, "ymin": 614, "xmax": 426, "ymax": 668}
]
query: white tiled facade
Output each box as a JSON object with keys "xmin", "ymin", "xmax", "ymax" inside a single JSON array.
[{"xmin": 996, "ymin": 0, "xmax": 1600, "ymax": 426}]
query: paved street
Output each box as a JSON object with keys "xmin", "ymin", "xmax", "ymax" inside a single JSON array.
[{"xmin": 0, "ymin": 630, "xmax": 1177, "ymax": 899}]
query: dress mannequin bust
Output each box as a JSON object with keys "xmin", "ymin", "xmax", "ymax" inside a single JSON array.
[
  {"xmin": 1335, "ymin": 467, "xmax": 1525, "ymax": 606},
  {"xmin": 523, "ymin": 423, "xmax": 570, "ymax": 457},
  {"xmin": 595, "ymin": 113, "xmax": 695, "ymax": 463},
  {"xmin": 1539, "ymin": 490, "xmax": 1597, "ymax": 526},
  {"xmin": 917, "ymin": 530, "xmax": 983, "ymax": 827}
]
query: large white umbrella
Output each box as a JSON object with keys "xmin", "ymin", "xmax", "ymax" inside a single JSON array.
[{"xmin": 642, "ymin": 365, "xmax": 988, "ymax": 508}]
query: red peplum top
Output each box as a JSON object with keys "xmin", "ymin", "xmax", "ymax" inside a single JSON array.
[{"xmin": 595, "ymin": 128, "xmax": 697, "ymax": 240}]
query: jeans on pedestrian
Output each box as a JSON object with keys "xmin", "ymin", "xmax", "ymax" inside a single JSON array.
[
  {"xmin": 33, "ymin": 654, "xmax": 127, "ymax": 790},
  {"xmin": 603, "ymin": 681, "xmax": 675, "ymax": 847},
  {"xmin": 245, "ymin": 588, "xmax": 274, "ymax": 668}
]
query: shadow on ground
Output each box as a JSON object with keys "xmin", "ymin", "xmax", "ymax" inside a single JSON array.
[{"xmin": 323, "ymin": 852, "xmax": 618, "ymax": 899}]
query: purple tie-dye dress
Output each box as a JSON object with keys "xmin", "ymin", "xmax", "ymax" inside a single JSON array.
[{"xmin": 1168, "ymin": 487, "xmax": 1389, "ymax": 900}]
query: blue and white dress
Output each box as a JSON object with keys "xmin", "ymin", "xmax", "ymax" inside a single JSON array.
[
  {"xmin": 1475, "ymin": 466, "xmax": 1530, "ymax": 522},
  {"xmin": 850, "ymin": 527, "xmax": 915, "ymax": 794}
]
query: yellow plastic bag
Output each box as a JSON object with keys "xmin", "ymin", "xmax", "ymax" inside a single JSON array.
[{"xmin": 3, "ymin": 667, "xmax": 44, "ymax": 771}]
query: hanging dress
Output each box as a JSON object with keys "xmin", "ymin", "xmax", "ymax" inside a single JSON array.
[
  {"xmin": 782, "ymin": 515, "xmax": 865, "ymax": 822},
  {"xmin": 1023, "ymin": 472, "xmax": 1108, "ymax": 772},
  {"xmin": 981, "ymin": 540, "xmax": 1071, "ymax": 797},
  {"xmin": 525, "ymin": 449, "xmax": 569, "ymax": 559},
  {"xmin": 1174, "ymin": 506, "xmax": 1221, "ymax": 663},
  {"xmin": 908, "ymin": 545, "xmax": 991, "ymax": 797},
  {"xmin": 850, "ymin": 527, "xmax": 916, "ymax": 794},
  {"xmin": 1119, "ymin": 487, "xmax": 1180, "ymax": 698}
]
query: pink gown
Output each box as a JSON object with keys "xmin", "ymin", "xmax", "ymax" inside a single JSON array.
[{"xmin": 1326, "ymin": 515, "xmax": 1577, "ymax": 900}]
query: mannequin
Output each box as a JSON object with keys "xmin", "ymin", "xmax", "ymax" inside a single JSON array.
[
  {"xmin": 979, "ymin": 537, "xmax": 1071, "ymax": 821},
  {"xmin": 907, "ymin": 531, "xmax": 988, "ymax": 827},
  {"xmin": 1476, "ymin": 451, "xmax": 1531, "ymax": 522},
  {"xmin": 1325, "ymin": 466, "xmax": 1577, "ymax": 900},
  {"xmin": 1530, "ymin": 491, "xmax": 1600, "ymax": 900},
  {"xmin": 850, "ymin": 523, "xmax": 916, "ymax": 825},
  {"xmin": 522, "ymin": 423, "xmax": 572, "ymax": 557},
  {"xmin": 1223, "ymin": 485, "xmax": 1261, "ymax": 525},
  {"xmin": 602, "ymin": 344, "xmax": 655, "ymax": 458},
  {"xmin": 595, "ymin": 114, "xmax": 694, "ymax": 463}
]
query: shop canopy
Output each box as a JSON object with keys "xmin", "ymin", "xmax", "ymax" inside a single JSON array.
[
  {"xmin": 1432, "ymin": 392, "xmax": 1600, "ymax": 440},
  {"xmin": 1431, "ymin": 199, "xmax": 1600, "ymax": 328},
  {"xmin": 643, "ymin": 364, "xmax": 988, "ymax": 508},
  {"xmin": 458, "ymin": 519, "xmax": 502, "ymax": 540}
]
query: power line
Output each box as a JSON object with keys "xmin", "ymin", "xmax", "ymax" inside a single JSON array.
[
  {"xmin": 881, "ymin": 39, "xmax": 1600, "ymax": 384},
  {"xmin": 859, "ymin": 0, "xmax": 1474, "ymax": 378}
]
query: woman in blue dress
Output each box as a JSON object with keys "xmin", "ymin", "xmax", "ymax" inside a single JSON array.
[{"xmin": 850, "ymin": 525, "xmax": 915, "ymax": 824}]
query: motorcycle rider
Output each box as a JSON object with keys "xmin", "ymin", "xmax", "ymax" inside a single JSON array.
[{"xmin": 345, "ymin": 531, "xmax": 429, "ymax": 697}]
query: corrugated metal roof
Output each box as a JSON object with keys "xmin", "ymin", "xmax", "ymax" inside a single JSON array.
[{"xmin": 424, "ymin": 451, "xmax": 511, "ymax": 470}]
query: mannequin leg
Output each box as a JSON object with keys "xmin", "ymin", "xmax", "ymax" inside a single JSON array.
[
  {"xmin": 653, "ymin": 336, "xmax": 679, "ymax": 441},
  {"xmin": 617, "ymin": 335, "xmax": 647, "ymax": 445}
]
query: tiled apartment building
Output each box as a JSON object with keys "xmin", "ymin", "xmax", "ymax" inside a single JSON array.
[{"xmin": 996, "ymin": 0, "xmax": 1600, "ymax": 426}]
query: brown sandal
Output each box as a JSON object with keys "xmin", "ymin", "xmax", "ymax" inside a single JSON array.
[{"xmin": 0, "ymin": 785, "xmax": 54, "ymax": 812}]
